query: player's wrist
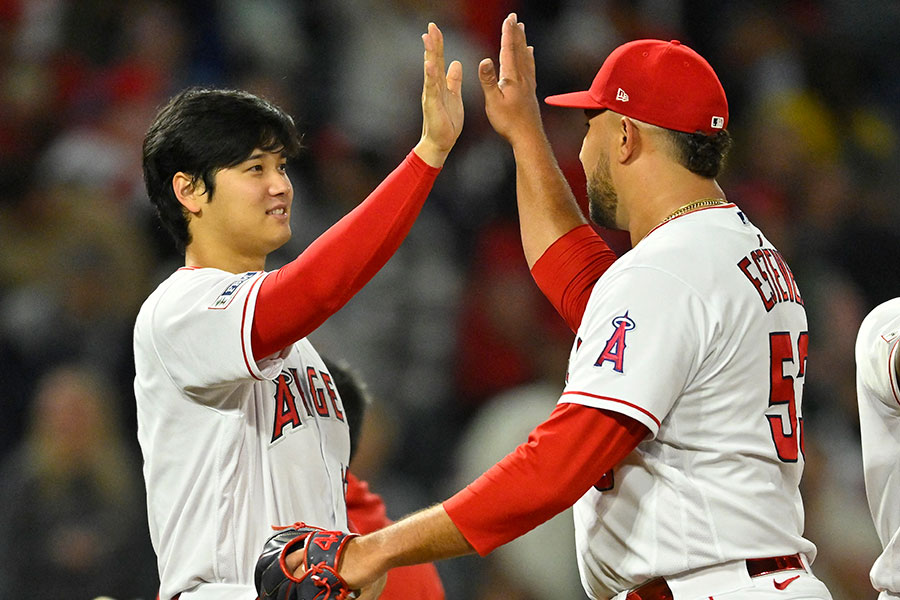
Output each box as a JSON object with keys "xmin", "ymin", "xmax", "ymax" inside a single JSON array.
[
  {"xmin": 337, "ymin": 534, "xmax": 386, "ymax": 591},
  {"xmin": 413, "ymin": 137, "xmax": 450, "ymax": 169}
]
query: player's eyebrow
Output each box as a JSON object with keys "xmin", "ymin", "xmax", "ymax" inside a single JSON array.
[{"xmin": 244, "ymin": 148, "xmax": 288, "ymax": 162}]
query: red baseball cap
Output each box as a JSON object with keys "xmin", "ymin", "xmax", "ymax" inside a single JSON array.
[{"xmin": 545, "ymin": 39, "xmax": 728, "ymax": 135}]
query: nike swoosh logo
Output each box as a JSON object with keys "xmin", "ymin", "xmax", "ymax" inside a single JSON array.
[{"xmin": 773, "ymin": 574, "xmax": 801, "ymax": 590}]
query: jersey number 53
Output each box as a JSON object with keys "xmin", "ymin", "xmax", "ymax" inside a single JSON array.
[{"xmin": 766, "ymin": 331, "xmax": 808, "ymax": 462}]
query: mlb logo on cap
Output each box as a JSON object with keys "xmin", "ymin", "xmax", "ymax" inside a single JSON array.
[{"xmin": 544, "ymin": 39, "xmax": 729, "ymax": 135}]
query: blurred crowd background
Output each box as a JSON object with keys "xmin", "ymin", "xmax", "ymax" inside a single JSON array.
[{"xmin": 0, "ymin": 0, "xmax": 898, "ymax": 598}]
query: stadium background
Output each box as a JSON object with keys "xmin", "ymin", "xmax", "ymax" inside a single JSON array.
[{"xmin": 0, "ymin": 0, "xmax": 898, "ymax": 598}]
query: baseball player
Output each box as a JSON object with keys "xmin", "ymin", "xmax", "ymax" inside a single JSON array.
[
  {"xmin": 133, "ymin": 23, "xmax": 462, "ymax": 600},
  {"xmin": 856, "ymin": 298, "xmax": 900, "ymax": 598},
  {"xmin": 274, "ymin": 14, "xmax": 834, "ymax": 600}
]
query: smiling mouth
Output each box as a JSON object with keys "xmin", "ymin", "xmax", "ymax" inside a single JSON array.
[{"xmin": 266, "ymin": 208, "xmax": 287, "ymax": 216}]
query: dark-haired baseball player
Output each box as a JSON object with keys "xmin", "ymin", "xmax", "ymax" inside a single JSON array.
[{"xmin": 134, "ymin": 23, "xmax": 462, "ymax": 600}]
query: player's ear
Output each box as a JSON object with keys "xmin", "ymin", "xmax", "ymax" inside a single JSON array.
[
  {"xmin": 617, "ymin": 117, "xmax": 639, "ymax": 164},
  {"xmin": 173, "ymin": 172, "xmax": 205, "ymax": 215}
]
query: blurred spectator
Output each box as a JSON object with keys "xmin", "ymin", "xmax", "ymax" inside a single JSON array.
[{"xmin": 0, "ymin": 364, "xmax": 157, "ymax": 598}]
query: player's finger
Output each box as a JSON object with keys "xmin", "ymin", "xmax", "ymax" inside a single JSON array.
[
  {"xmin": 446, "ymin": 60, "xmax": 463, "ymax": 96},
  {"xmin": 517, "ymin": 23, "xmax": 536, "ymax": 82},
  {"xmin": 497, "ymin": 13, "xmax": 520, "ymax": 84},
  {"xmin": 478, "ymin": 57, "xmax": 501, "ymax": 100},
  {"xmin": 428, "ymin": 22, "xmax": 446, "ymax": 86},
  {"xmin": 423, "ymin": 57, "xmax": 439, "ymax": 100}
]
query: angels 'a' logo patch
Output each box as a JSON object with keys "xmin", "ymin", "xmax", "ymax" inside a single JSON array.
[{"xmin": 595, "ymin": 312, "xmax": 635, "ymax": 373}]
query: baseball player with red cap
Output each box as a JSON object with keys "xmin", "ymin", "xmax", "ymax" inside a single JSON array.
[
  {"xmin": 856, "ymin": 299, "xmax": 900, "ymax": 599},
  {"xmin": 271, "ymin": 14, "xmax": 834, "ymax": 600}
]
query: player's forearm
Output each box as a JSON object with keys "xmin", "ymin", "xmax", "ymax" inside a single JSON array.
[
  {"xmin": 338, "ymin": 504, "xmax": 474, "ymax": 590},
  {"xmin": 251, "ymin": 151, "xmax": 439, "ymax": 359},
  {"xmin": 510, "ymin": 129, "xmax": 588, "ymax": 268}
]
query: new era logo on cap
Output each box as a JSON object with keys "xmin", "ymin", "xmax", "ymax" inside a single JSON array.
[
  {"xmin": 616, "ymin": 88, "xmax": 629, "ymax": 102},
  {"xmin": 711, "ymin": 116, "xmax": 725, "ymax": 129}
]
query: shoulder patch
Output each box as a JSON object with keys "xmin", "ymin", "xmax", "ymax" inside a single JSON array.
[
  {"xmin": 595, "ymin": 312, "xmax": 636, "ymax": 373},
  {"xmin": 881, "ymin": 329, "xmax": 900, "ymax": 344},
  {"xmin": 210, "ymin": 271, "xmax": 260, "ymax": 309}
]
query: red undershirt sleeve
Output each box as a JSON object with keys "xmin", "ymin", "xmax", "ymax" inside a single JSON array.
[
  {"xmin": 442, "ymin": 402, "xmax": 648, "ymax": 556},
  {"xmin": 251, "ymin": 151, "xmax": 440, "ymax": 360},
  {"xmin": 529, "ymin": 224, "xmax": 618, "ymax": 332}
]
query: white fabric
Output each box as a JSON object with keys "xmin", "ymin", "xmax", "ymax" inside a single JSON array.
[
  {"xmin": 134, "ymin": 268, "xmax": 351, "ymax": 600},
  {"xmin": 609, "ymin": 558, "xmax": 831, "ymax": 600},
  {"xmin": 856, "ymin": 298, "xmax": 900, "ymax": 597},
  {"xmin": 560, "ymin": 205, "xmax": 820, "ymax": 598}
]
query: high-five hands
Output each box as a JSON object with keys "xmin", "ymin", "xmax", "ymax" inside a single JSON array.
[
  {"xmin": 415, "ymin": 22, "xmax": 464, "ymax": 168},
  {"xmin": 478, "ymin": 13, "xmax": 544, "ymax": 145}
]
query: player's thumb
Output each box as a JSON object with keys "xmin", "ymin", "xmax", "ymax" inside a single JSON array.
[{"xmin": 478, "ymin": 58, "xmax": 500, "ymax": 97}]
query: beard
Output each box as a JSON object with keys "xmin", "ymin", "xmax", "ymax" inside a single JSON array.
[{"xmin": 586, "ymin": 153, "xmax": 620, "ymax": 229}]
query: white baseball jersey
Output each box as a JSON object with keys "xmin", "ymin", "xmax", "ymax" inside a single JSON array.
[
  {"xmin": 856, "ymin": 297, "xmax": 900, "ymax": 599},
  {"xmin": 561, "ymin": 204, "xmax": 818, "ymax": 598},
  {"xmin": 134, "ymin": 267, "xmax": 351, "ymax": 600}
]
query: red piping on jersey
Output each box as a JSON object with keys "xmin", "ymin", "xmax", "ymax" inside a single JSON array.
[
  {"xmin": 644, "ymin": 202, "xmax": 736, "ymax": 239},
  {"xmin": 889, "ymin": 338, "xmax": 900, "ymax": 407},
  {"xmin": 241, "ymin": 274, "xmax": 266, "ymax": 380},
  {"xmin": 561, "ymin": 390, "xmax": 661, "ymax": 428}
]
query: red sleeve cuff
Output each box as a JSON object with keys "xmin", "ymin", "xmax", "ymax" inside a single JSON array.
[
  {"xmin": 443, "ymin": 403, "xmax": 648, "ymax": 556},
  {"xmin": 407, "ymin": 148, "xmax": 442, "ymax": 175},
  {"xmin": 530, "ymin": 224, "xmax": 618, "ymax": 332}
]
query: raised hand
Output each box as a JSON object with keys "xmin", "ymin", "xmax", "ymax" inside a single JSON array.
[
  {"xmin": 478, "ymin": 13, "xmax": 543, "ymax": 145},
  {"xmin": 415, "ymin": 22, "xmax": 464, "ymax": 168}
]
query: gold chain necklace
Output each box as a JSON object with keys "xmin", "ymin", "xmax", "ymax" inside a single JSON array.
[{"xmin": 659, "ymin": 198, "xmax": 726, "ymax": 225}]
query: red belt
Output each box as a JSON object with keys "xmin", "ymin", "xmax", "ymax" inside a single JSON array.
[{"xmin": 625, "ymin": 554, "xmax": 805, "ymax": 600}]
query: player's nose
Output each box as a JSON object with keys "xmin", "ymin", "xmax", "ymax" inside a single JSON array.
[{"xmin": 268, "ymin": 171, "xmax": 292, "ymax": 197}]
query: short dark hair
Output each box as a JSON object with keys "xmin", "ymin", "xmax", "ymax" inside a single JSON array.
[
  {"xmin": 142, "ymin": 87, "xmax": 302, "ymax": 253},
  {"xmin": 665, "ymin": 129, "xmax": 732, "ymax": 178},
  {"xmin": 321, "ymin": 357, "xmax": 372, "ymax": 463}
]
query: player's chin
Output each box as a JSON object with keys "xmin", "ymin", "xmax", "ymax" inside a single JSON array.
[{"xmin": 266, "ymin": 226, "xmax": 292, "ymax": 252}]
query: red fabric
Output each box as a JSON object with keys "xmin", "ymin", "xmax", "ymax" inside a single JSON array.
[
  {"xmin": 544, "ymin": 40, "xmax": 728, "ymax": 135},
  {"xmin": 251, "ymin": 151, "xmax": 440, "ymax": 360},
  {"xmin": 529, "ymin": 224, "xmax": 618, "ymax": 332},
  {"xmin": 443, "ymin": 403, "xmax": 648, "ymax": 556},
  {"xmin": 346, "ymin": 472, "xmax": 445, "ymax": 600}
]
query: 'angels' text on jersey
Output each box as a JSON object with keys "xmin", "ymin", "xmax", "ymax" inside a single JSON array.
[{"xmin": 272, "ymin": 367, "xmax": 346, "ymax": 443}]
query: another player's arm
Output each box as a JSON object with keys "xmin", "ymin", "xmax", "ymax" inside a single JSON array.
[
  {"xmin": 251, "ymin": 23, "xmax": 462, "ymax": 360},
  {"xmin": 480, "ymin": 14, "xmax": 615, "ymax": 331},
  {"xmin": 302, "ymin": 404, "xmax": 648, "ymax": 590},
  {"xmin": 479, "ymin": 13, "xmax": 587, "ymax": 268}
]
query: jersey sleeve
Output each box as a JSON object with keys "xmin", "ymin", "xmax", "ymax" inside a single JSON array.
[
  {"xmin": 561, "ymin": 266, "xmax": 708, "ymax": 437},
  {"xmin": 142, "ymin": 269, "xmax": 285, "ymax": 399},
  {"xmin": 856, "ymin": 299, "xmax": 900, "ymax": 412}
]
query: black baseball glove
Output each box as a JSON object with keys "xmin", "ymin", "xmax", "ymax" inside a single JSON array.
[{"xmin": 255, "ymin": 522, "xmax": 360, "ymax": 600}]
